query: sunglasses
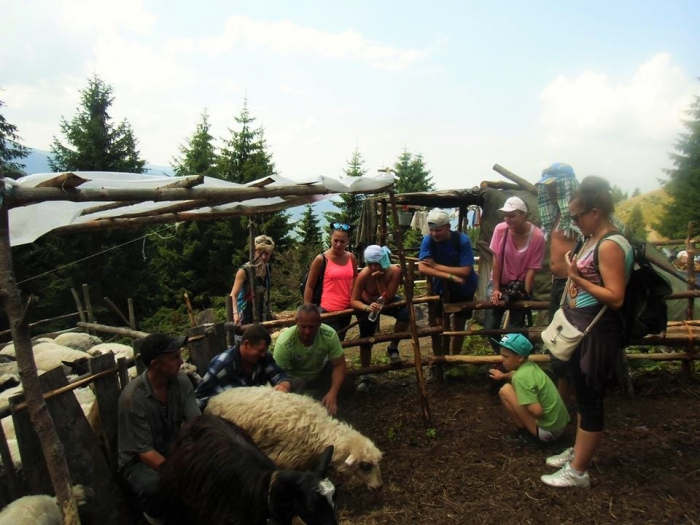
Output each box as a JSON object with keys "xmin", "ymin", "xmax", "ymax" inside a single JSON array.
[
  {"xmin": 331, "ymin": 223, "xmax": 352, "ymax": 232},
  {"xmin": 570, "ymin": 209, "xmax": 592, "ymax": 223}
]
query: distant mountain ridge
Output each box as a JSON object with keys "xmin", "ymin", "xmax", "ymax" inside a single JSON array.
[{"xmin": 20, "ymin": 148, "xmax": 175, "ymax": 177}]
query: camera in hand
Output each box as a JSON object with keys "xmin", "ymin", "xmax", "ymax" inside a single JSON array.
[{"xmin": 501, "ymin": 280, "xmax": 528, "ymax": 304}]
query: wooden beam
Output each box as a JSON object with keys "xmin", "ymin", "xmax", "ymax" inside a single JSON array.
[
  {"xmin": 79, "ymin": 175, "xmax": 205, "ymax": 216},
  {"xmin": 492, "ymin": 164, "xmax": 538, "ymax": 194},
  {"xmin": 7, "ymin": 183, "xmax": 390, "ymax": 208}
]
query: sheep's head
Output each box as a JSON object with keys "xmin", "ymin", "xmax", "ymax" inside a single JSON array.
[
  {"xmin": 269, "ymin": 445, "xmax": 338, "ymax": 525},
  {"xmin": 336, "ymin": 435, "xmax": 383, "ymax": 490}
]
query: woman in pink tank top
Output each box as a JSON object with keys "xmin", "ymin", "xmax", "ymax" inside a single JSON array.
[{"xmin": 304, "ymin": 223, "xmax": 357, "ymax": 340}]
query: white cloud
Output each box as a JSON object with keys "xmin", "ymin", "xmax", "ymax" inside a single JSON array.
[
  {"xmin": 536, "ymin": 53, "xmax": 698, "ymax": 191},
  {"xmin": 198, "ymin": 16, "xmax": 429, "ymax": 71},
  {"xmin": 540, "ymin": 53, "xmax": 694, "ymax": 146}
]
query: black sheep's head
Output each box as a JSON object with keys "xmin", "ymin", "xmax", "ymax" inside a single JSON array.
[{"xmin": 269, "ymin": 445, "xmax": 338, "ymax": 525}]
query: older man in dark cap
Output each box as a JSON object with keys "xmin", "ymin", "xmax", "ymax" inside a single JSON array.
[{"xmin": 118, "ymin": 333, "xmax": 200, "ymax": 525}]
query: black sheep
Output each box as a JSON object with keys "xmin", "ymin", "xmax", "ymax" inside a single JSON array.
[{"xmin": 158, "ymin": 414, "xmax": 338, "ymax": 525}]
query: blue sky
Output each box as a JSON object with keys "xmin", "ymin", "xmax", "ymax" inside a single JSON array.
[{"xmin": 1, "ymin": 0, "xmax": 698, "ymax": 193}]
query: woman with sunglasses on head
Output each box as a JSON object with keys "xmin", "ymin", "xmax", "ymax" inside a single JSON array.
[
  {"xmin": 230, "ymin": 235, "xmax": 275, "ymax": 325},
  {"xmin": 541, "ymin": 176, "xmax": 634, "ymax": 489},
  {"xmin": 304, "ymin": 223, "xmax": 357, "ymax": 340}
]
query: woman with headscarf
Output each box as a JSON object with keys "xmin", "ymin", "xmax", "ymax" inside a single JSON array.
[
  {"xmin": 350, "ymin": 245, "xmax": 410, "ymax": 392},
  {"xmin": 304, "ymin": 223, "xmax": 357, "ymax": 339},
  {"xmin": 230, "ymin": 235, "xmax": 275, "ymax": 325}
]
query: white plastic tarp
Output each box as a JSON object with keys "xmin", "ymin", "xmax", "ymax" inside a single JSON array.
[{"xmin": 7, "ymin": 171, "xmax": 395, "ymax": 246}]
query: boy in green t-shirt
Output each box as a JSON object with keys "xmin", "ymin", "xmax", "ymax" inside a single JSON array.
[{"xmin": 489, "ymin": 333, "xmax": 570, "ymax": 445}]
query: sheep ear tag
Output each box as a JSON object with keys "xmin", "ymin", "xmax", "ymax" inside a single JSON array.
[
  {"xmin": 318, "ymin": 479, "xmax": 335, "ymax": 507},
  {"xmin": 344, "ymin": 454, "xmax": 357, "ymax": 466}
]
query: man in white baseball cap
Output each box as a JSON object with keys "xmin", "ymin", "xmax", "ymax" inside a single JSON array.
[{"xmin": 418, "ymin": 208, "xmax": 479, "ymax": 381}]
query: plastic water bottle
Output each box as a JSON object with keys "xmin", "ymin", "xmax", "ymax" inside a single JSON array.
[{"xmin": 367, "ymin": 293, "xmax": 387, "ymax": 322}]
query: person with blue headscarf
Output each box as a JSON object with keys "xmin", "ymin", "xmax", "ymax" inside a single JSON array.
[{"xmin": 350, "ymin": 245, "xmax": 410, "ymax": 393}]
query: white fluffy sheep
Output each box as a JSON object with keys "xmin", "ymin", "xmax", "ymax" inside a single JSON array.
[
  {"xmin": 54, "ymin": 333, "xmax": 103, "ymax": 353},
  {"xmin": 205, "ymin": 387, "xmax": 383, "ymax": 489},
  {"xmin": 31, "ymin": 343, "xmax": 91, "ymax": 376},
  {"xmin": 0, "ymin": 485, "xmax": 88, "ymax": 525},
  {"xmin": 87, "ymin": 343, "xmax": 133, "ymax": 361}
]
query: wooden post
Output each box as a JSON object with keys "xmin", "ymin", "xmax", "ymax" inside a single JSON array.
[
  {"xmin": 89, "ymin": 353, "xmax": 121, "ymax": 472},
  {"xmin": 492, "ymin": 164, "xmax": 538, "ymax": 194},
  {"xmin": 248, "ymin": 220, "xmax": 260, "ymax": 323},
  {"xmin": 388, "ymin": 192, "xmax": 432, "ymax": 426},
  {"xmin": 379, "ymin": 199, "xmax": 388, "ymax": 246},
  {"xmin": 117, "ymin": 356, "xmax": 130, "ymax": 391},
  {"xmin": 225, "ymin": 295, "xmax": 235, "ymax": 347},
  {"xmin": 127, "ymin": 298, "xmax": 136, "ymax": 330},
  {"xmin": 11, "ymin": 368, "xmax": 130, "ymax": 524},
  {"xmin": 183, "ymin": 293, "xmax": 196, "ymax": 327},
  {"xmin": 82, "ymin": 283, "xmax": 95, "ymax": 324},
  {"xmin": 187, "ymin": 323, "xmax": 226, "ymax": 376},
  {"xmin": 71, "ymin": 287, "xmax": 86, "ymax": 324},
  {"xmin": 104, "ymin": 297, "xmax": 131, "ymax": 327},
  {"xmin": 0, "ymin": 167, "xmax": 81, "ymax": 524},
  {"xmin": 458, "ymin": 207, "xmax": 465, "ymax": 233},
  {"xmin": 0, "ymin": 421, "xmax": 20, "ymax": 499},
  {"xmin": 683, "ymin": 222, "xmax": 697, "ymax": 381}
]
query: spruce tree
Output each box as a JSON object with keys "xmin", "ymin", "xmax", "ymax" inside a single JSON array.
[
  {"xmin": 218, "ymin": 98, "xmax": 292, "ymax": 254},
  {"xmin": 626, "ymin": 203, "xmax": 648, "ymax": 241},
  {"xmin": 0, "ymin": 97, "xmax": 30, "ymax": 179},
  {"xmin": 610, "ymin": 184, "xmax": 628, "ymax": 204},
  {"xmin": 394, "ymin": 149, "xmax": 435, "ymax": 193},
  {"xmin": 656, "ymin": 95, "xmax": 700, "ymax": 239},
  {"xmin": 140, "ymin": 109, "xmax": 247, "ymax": 309},
  {"xmin": 631, "ymin": 187, "xmax": 641, "ymax": 198},
  {"xmin": 296, "ymin": 204, "xmax": 324, "ymax": 264},
  {"xmin": 12, "ymin": 75, "xmax": 148, "ymax": 327},
  {"xmin": 50, "ymin": 75, "xmax": 146, "ymax": 173},
  {"xmin": 172, "ymin": 109, "xmax": 218, "ymax": 177},
  {"xmin": 325, "ymin": 148, "xmax": 367, "ymax": 229}
]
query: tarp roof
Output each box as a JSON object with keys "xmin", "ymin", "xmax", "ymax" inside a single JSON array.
[{"xmin": 6, "ymin": 171, "xmax": 395, "ymax": 246}]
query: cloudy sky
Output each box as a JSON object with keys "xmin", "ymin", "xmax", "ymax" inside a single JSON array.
[{"xmin": 2, "ymin": 0, "xmax": 698, "ymax": 193}]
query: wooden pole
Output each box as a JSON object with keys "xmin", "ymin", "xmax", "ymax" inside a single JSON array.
[
  {"xmin": 379, "ymin": 199, "xmax": 388, "ymax": 246},
  {"xmin": 117, "ymin": 356, "xmax": 130, "ymax": 391},
  {"xmin": 82, "ymin": 283, "xmax": 95, "ymax": 324},
  {"xmin": 492, "ymin": 164, "xmax": 538, "ymax": 194},
  {"xmin": 225, "ymin": 295, "xmax": 235, "ymax": 347},
  {"xmin": 127, "ymin": 298, "xmax": 136, "ymax": 330},
  {"xmin": 248, "ymin": 220, "xmax": 259, "ymax": 323},
  {"xmin": 341, "ymin": 327, "xmax": 443, "ymax": 349},
  {"xmin": 77, "ymin": 322, "xmax": 149, "ymax": 339},
  {"xmin": 71, "ymin": 288, "xmax": 86, "ymax": 324},
  {"xmin": 388, "ymin": 192, "xmax": 432, "ymax": 426},
  {"xmin": 683, "ymin": 222, "xmax": 697, "ymax": 381},
  {"xmin": 0, "ymin": 169, "xmax": 81, "ymax": 524},
  {"xmin": 183, "ymin": 293, "xmax": 196, "ymax": 327},
  {"xmin": 0, "ymin": 311, "xmax": 81, "ymax": 339},
  {"xmin": 0, "ymin": 420, "xmax": 20, "ymax": 498},
  {"xmin": 103, "ymin": 297, "xmax": 131, "ymax": 327}
]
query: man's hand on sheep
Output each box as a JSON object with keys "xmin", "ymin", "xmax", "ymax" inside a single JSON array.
[
  {"xmin": 274, "ymin": 381, "xmax": 292, "ymax": 393},
  {"xmin": 321, "ymin": 392, "xmax": 338, "ymax": 416}
]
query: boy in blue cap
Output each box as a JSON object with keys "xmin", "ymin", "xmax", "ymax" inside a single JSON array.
[{"xmin": 490, "ymin": 333, "xmax": 569, "ymax": 444}]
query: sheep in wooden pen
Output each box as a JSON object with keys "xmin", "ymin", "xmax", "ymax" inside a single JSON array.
[
  {"xmin": 205, "ymin": 387, "xmax": 383, "ymax": 490},
  {"xmin": 87, "ymin": 342, "xmax": 133, "ymax": 361},
  {"xmin": 31, "ymin": 343, "xmax": 92, "ymax": 376},
  {"xmin": 0, "ymin": 485, "xmax": 89, "ymax": 525},
  {"xmin": 54, "ymin": 333, "xmax": 103, "ymax": 353},
  {"xmin": 158, "ymin": 414, "xmax": 338, "ymax": 525}
]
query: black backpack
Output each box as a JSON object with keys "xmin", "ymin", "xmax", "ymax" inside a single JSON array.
[
  {"xmin": 300, "ymin": 254, "xmax": 327, "ymax": 306},
  {"xmin": 594, "ymin": 232, "xmax": 672, "ymax": 345}
]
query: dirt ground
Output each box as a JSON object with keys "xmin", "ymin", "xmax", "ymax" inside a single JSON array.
[{"xmin": 332, "ymin": 330, "xmax": 700, "ymax": 525}]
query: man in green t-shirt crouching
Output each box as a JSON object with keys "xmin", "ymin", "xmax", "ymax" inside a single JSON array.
[
  {"xmin": 272, "ymin": 303, "xmax": 352, "ymax": 415},
  {"xmin": 489, "ymin": 333, "xmax": 570, "ymax": 445}
]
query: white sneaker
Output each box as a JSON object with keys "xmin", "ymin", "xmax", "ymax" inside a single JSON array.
[
  {"xmin": 546, "ymin": 447, "xmax": 575, "ymax": 469},
  {"xmin": 541, "ymin": 462, "xmax": 590, "ymax": 488}
]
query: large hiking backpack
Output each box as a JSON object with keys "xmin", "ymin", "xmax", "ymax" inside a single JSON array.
[
  {"xmin": 594, "ymin": 232, "xmax": 672, "ymax": 344},
  {"xmin": 300, "ymin": 254, "xmax": 327, "ymax": 306}
]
